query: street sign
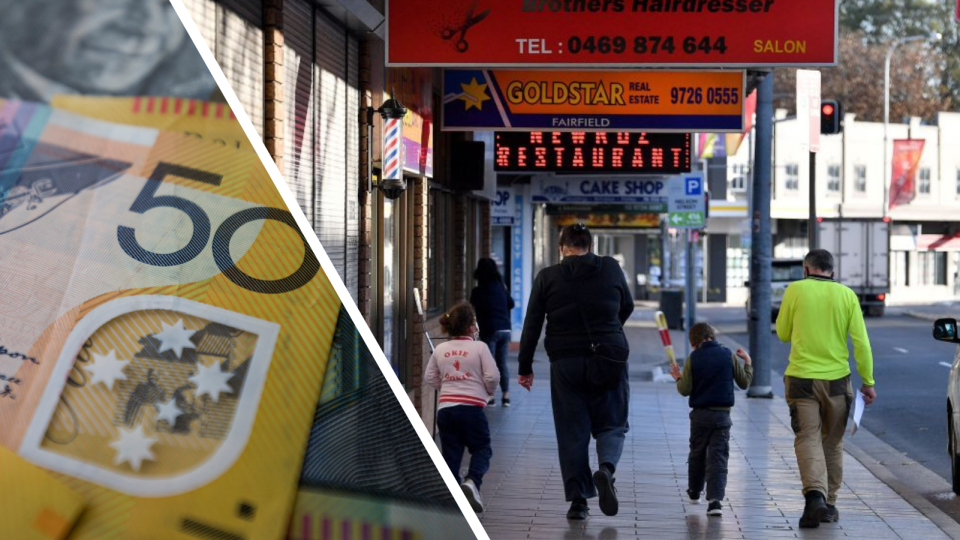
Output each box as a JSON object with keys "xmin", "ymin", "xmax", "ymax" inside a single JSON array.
[
  {"xmin": 796, "ymin": 69, "xmax": 821, "ymax": 152},
  {"xmin": 442, "ymin": 69, "xmax": 745, "ymax": 132},
  {"xmin": 667, "ymin": 173, "xmax": 706, "ymax": 229},
  {"xmin": 494, "ymin": 131, "xmax": 691, "ymax": 174},
  {"xmin": 387, "ymin": 0, "xmax": 838, "ymax": 67}
]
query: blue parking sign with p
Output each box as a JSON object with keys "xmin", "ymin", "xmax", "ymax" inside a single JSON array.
[{"xmin": 685, "ymin": 176, "xmax": 703, "ymax": 196}]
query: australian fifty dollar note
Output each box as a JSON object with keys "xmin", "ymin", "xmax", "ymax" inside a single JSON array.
[
  {"xmin": 0, "ymin": 98, "xmax": 343, "ymax": 540},
  {"xmin": 33, "ymin": 95, "xmax": 477, "ymax": 540}
]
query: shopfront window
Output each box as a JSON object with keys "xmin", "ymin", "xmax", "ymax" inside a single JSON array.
[
  {"xmin": 918, "ymin": 251, "xmax": 947, "ymax": 286},
  {"xmin": 891, "ymin": 251, "xmax": 909, "ymax": 287},
  {"xmin": 726, "ymin": 236, "xmax": 750, "ymax": 288},
  {"xmin": 382, "ymin": 197, "xmax": 396, "ymax": 373}
]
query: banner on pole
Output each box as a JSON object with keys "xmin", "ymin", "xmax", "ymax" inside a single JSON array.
[{"xmin": 890, "ymin": 139, "xmax": 925, "ymax": 211}]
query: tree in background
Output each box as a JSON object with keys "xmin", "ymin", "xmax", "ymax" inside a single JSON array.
[{"xmin": 774, "ymin": 0, "xmax": 956, "ymax": 122}]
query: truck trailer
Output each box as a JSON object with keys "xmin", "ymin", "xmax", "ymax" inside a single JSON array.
[{"xmin": 817, "ymin": 218, "xmax": 890, "ymax": 317}]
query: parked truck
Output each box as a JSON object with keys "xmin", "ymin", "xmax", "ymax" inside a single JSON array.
[{"xmin": 817, "ymin": 218, "xmax": 890, "ymax": 317}]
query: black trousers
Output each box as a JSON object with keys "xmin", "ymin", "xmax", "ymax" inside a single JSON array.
[
  {"xmin": 687, "ymin": 409, "xmax": 732, "ymax": 502},
  {"xmin": 550, "ymin": 356, "xmax": 630, "ymax": 502}
]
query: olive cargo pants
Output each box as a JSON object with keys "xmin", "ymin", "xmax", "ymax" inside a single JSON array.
[{"xmin": 784, "ymin": 375, "xmax": 853, "ymax": 506}]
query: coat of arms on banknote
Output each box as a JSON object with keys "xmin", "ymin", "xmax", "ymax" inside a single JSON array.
[{"xmin": 21, "ymin": 295, "xmax": 279, "ymax": 496}]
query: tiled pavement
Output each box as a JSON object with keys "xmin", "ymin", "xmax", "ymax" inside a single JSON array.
[{"xmin": 469, "ymin": 347, "xmax": 953, "ymax": 539}]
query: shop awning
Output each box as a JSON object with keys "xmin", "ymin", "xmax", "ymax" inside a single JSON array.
[{"xmin": 918, "ymin": 233, "xmax": 960, "ymax": 251}]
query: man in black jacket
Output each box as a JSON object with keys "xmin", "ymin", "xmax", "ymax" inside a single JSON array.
[{"xmin": 518, "ymin": 224, "xmax": 634, "ymax": 520}]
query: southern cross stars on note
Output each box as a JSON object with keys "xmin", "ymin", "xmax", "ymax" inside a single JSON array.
[
  {"xmin": 109, "ymin": 424, "xmax": 157, "ymax": 472},
  {"xmin": 154, "ymin": 397, "xmax": 184, "ymax": 426},
  {"xmin": 87, "ymin": 350, "xmax": 130, "ymax": 390},
  {"xmin": 189, "ymin": 363, "xmax": 234, "ymax": 403},
  {"xmin": 153, "ymin": 319, "xmax": 197, "ymax": 359}
]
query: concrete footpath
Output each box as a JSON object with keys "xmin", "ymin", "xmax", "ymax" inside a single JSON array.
[{"xmin": 469, "ymin": 318, "xmax": 958, "ymax": 539}]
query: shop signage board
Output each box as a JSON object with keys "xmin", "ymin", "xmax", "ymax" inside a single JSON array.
[
  {"xmin": 510, "ymin": 193, "xmax": 524, "ymax": 334},
  {"xmin": 387, "ymin": 0, "xmax": 838, "ymax": 67},
  {"xmin": 492, "ymin": 187, "xmax": 517, "ymax": 225},
  {"xmin": 495, "ymin": 131, "xmax": 691, "ymax": 174},
  {"xmin": 667, "ymin": 173, "xmax": 706, "ymax": 228},
  {"xmin": 554, "ymin": 212, "xmax": 661, "ymax": 228},
  {"xmin": 531, "ymin": 177, "xmax": 668, "ymax": 204},
  {"xmin": 545, "ymin": 203, "xmax": 668, "ymax": 214},
  {"xmin": 442, "ymin": 69, "xmax": 745, "ymax": 132}
]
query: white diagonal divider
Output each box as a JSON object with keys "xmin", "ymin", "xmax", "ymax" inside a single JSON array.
[{"xmin": 167, "ymin": 2, "xmax": 491, "ymax": 537}]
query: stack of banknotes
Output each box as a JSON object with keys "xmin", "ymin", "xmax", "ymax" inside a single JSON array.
[{"xmin": 0, "ymin": 94, "xmax": 471, "ymax": 539}]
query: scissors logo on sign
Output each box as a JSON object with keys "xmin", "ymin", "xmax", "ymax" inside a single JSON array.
[{"xmin": 441, "ymin": 2, "xmax": 490, "ymax": 53}]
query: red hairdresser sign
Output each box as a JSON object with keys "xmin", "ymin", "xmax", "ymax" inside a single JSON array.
[{"xmin": 387, "ymin": 0, "xmax": 838, "ymax": 67}]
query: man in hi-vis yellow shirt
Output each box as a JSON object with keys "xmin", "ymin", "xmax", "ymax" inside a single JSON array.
[{"xmin": 776, "ymin": 249, "xmax": 877, "ymax": 529}]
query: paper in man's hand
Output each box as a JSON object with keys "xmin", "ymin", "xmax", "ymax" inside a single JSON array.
[{"xmin": 851, "ymin": 392, "xmax": 866, "ymax": 435}]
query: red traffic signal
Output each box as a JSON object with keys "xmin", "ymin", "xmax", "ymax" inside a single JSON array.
[{"xmin": 820, "ymin": 99, "xmax": 842, "ymax": 134}]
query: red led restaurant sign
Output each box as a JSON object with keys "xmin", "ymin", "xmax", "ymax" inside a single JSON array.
[
  {"xmin": 494, "ymin": 131, "xmax": 691, "ymax": 174},
  {"xmin": 387, "ymin": 0, "xmax": 838, "ymax": 67}
]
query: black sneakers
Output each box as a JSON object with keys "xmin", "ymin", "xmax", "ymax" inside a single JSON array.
[
  {"xmin": 707, "ymin": 500, "xmax": 722, "ymax": 516},
  {"xmin": 567, "ymin": 499, "xmax": 589, "ymax": 520},
  {"xmin": 822, "ymin": 504, "xmax": 839, "ymax": 523},
  {"xmin": 593, "ymin": 468, "xmax": 619, "ymax": 516},
  {"xmin": 686, "ymin": 489, "xmax": 702, "ymax": 505},
  {"xmin": 799, "ymin": 490, "xmax": 828, "ymax": 528}
]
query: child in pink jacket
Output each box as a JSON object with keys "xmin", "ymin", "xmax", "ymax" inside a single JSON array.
[{"xmin": 425, "ymin": 303, "xmax": 500, "ymax": 513}]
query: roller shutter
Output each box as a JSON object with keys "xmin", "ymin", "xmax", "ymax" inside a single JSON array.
[
  {"xmin": 314, "ymin": 12, "xmax": 348, "ymax": 295},
  {"xmin": 283, "ymin": 0, "xmax": 317, "ymax": 227},
  {"xmin": 181, "ymin": 0, "xmax": 264, "ymax": 138},
  {"xmin": 279, "ymin": 3, "xmax": 360, "ymax": 303}
]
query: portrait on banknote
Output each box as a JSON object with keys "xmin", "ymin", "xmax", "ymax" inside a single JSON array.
[{"xmin": 0, "ymin": 0, "xmax": 217, "ymax": 102}]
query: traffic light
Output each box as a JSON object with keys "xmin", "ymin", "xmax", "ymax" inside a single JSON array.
[{"xmin": 820, "ymin": 99, "xmax": 843, "ymax": 134}]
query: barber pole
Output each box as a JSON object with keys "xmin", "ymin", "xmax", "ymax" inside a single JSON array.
[
  {"xmin": 382, "ymin": 116, "xmax": 404, "ymax": 181},
  {"xmin": 654, "ymin": 311, "xmax": 678, "ymax": 366}
]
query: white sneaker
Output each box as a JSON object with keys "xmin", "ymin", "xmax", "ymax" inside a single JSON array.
[
  {"xmin": 686, "ymin": 489, "xmax": 702, "ymax": 504},
  {"xmin": 461, "ymin": 479, "xmax": 484, "ymax": 513}
]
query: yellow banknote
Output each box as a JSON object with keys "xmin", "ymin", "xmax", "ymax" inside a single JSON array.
[
  {"xmin": 0, "ymin": 445, "xmax": 84, "ymax": 540},
  {"xmin": 0, "ymin": 99, "xmax": 341, "ymax": 540},
  {"xmin": 49, "ymin": 95, "xmax": 250, "ymax": 152},
  {"xmin": 34, "ymin": 97, "xmax": 474, "ymax": 539}
]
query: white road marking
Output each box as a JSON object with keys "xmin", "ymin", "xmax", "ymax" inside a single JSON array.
[
  {"xmin": 894, "ymin": 347, "xmax": 909, "ymax": 354},
  {"xmin": 941, "ymin": 362, "xmax": 953, "ymax": 368}
]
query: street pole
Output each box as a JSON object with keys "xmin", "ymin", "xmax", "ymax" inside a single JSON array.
[
  {"xmin": 883, "ymin": 32, "xmax": 941, "ymax": 218},
  {"xmin": 882, "ymin": 47, "xmax": 891, "ymax": 220},
  {"xmin": 748, "ymin": 72, "xmax": 774, "ymax": 399},
  {"xmin": 808, "ymin": 151, "xmax": 818, "ymax": 250}
]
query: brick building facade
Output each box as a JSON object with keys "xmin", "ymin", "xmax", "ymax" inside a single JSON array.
[{"xmin": 183, "ymin": 0, "xmax": 494, "ymax": 434}]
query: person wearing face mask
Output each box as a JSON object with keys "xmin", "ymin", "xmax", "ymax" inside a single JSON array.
[
  {"xmin": 517, "ymin": 224, "xmax": 634, "ymax": 520},
  {"xmin": 425, "ymin": 303, "xmax": 500, "ymax": 514},
  {"xmin": 776, "ymin": 249, "xmax": 876, "ymax": 529}
]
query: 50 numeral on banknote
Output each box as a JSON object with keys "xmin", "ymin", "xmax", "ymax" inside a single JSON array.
[{"xmin": 118, "ymin": 162, "xmax": 320, "ymax": 294}]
